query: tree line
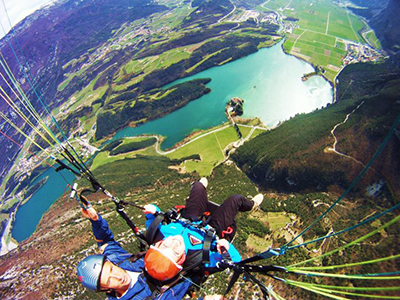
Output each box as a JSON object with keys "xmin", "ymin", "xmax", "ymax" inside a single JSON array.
[{"xmin": 95, "ymin": 78, "xmax": 211, "ymax": 139}]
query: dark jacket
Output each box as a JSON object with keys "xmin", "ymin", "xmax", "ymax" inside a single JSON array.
[{"xmin": 90, "ymin": 215, "xmax": 192, "ymax": 300}]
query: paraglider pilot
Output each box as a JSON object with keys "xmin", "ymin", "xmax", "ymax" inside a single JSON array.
[{"xmin": 77, "ymin": 178, "xmax": 263, "ymax": 299}]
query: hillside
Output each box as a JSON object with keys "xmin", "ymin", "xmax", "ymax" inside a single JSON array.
[
  {"xmin": 1, "ymin": 97, "xmax": 399, "ymax": 299},
  {"xmin": 370, "ymin": 0, "xmax": 400, "ymax": 54},
  {"xmin": 0, "ymin": 157, "xmax": 261, "ymax": 299},
  {"xmin": 232, "ymin": 58, "xmax": 400, "ymax": 199},
  {"xmin": 0, "ymin": 0, "xmax": 167, "ymax": 182},
  {"xmin": 1, "ymin": 64, "xmax": 399, "ymax": 298},
  {"xmin": 349, "ymin": 0, "xmax": 400, "ymax": 55},
  {"xmin": 0, "ymin": 0, "xmax": 281, "ymax": 185},
  {"xmin": 1, "ymin": 55, "xmax": 399, "ymax": 297},
  {"xmin": 0, "ymin": 1, "xmax": 399, "ymax": 299}
]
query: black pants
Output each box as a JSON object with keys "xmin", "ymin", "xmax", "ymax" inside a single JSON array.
[{"xmin": 181, "ymin": 181, "xmax": 254, "ymax": 241}]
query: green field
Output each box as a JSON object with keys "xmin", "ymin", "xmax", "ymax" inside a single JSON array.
[
  {"xmin": 259, "ymin": 0, "xmax": 380, "ymax": 82},
  {"xmin": 364, "ymin": 30, "xmax": 382, "ymax": 49},
  {"xmin": 246, "ymin": 211, "xmax": 296, "ymax": 252},
  {"xmin": 166, "ymin": 124, "xmax": 265, "ymax": 175},
  {"xmin": 260, "ymin": 212, "xmax": 294, "ymax": 231},
  {"xmin": 150, "ymin": 3, "xmax": 196, "ymax": 29},
  {"xmin": 90, "ymin": 123, "xmax": 266, "ymax": 176},
  {"xmin": 114, "ymin": 46, "xmax": 192, "ymax": 88},
  {"xmin": 68, "ymin": 76, "xmax": 108, "ymax": 111},
  {"xmin": 167, "ymin": 125, "xmax": 237, "ymax": 175}
]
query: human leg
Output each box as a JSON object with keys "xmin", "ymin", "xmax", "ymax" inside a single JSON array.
[
  {"xmin": 181, "ymin": 180, "xmax": 208, "ymax": 220},
  {"xmin": 209, "ymin": 194, "xmax": 254, "ymax": 241}
]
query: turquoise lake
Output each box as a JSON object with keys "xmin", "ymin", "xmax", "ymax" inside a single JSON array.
[
  {"xmin": 11, "ymin": 42, "xmax": 333, "ymax": 241},
  {"xmin": 114, "ymin": 42, "xmax": 333, "ymax": 149},
  {"xmin": 11, "ymin": 168, "xmax": 75, "ymax": 242}
]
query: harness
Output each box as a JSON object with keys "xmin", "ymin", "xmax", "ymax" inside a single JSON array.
[
  {"xmin": 146, "ymin": 206, "xmax": 218, "ymax": 274},
  {"xmin": 143, "ymin": 203, "xmax": 229, "ymax": 298},
  {"xmin": 75, "ymin": 187, "xmax": 228, "ymax": 298}
]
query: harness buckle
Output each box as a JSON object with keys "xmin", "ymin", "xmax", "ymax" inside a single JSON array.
[{"xmin": 164, "ymin": 208, "xmax": 180, "ymax": 223}]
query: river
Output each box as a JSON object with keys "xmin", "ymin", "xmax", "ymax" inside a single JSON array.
[{"xmin": 11, "ymin": 42, "xmax": 333, "ymax": 241}]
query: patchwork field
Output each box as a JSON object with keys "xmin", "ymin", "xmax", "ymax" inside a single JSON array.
[{"xmin": 258, "ymin": 0, "xmax": 382, "ymax": 82}]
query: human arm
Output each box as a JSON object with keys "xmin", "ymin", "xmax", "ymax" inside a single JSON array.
[
  {"xmin": 81, "ymin": 207, "xmax": 114, "ymax": 247},
  {"xmin": 143, "ymin": 204, "xmax": 161, "ymax": 229},
  {"xmin": 81, "ymin": 206, "xmax": 131, "ymax": 264},
  {"xmin": 208, "ymin": 239, "xmax": 241, "ymax": 267}
]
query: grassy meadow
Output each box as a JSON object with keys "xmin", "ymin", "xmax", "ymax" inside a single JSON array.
[
  {"xmin": 259, "ymin": 0, "xmax": 381, "ymax": 82},
  {"xmin": 90, "ymin": 122, "xmax": 266, "ymax": 176}
]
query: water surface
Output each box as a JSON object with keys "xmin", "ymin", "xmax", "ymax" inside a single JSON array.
[
  {"xmin": 114, "ymin": 42, "xmax": 333, "ymax": 149},
  {"xmin": 11, "ymin": 42, "xmax": 333, "ymax": 241},
  {"xmin": 11, "ymin": 168, "xmax": 74, "ymax": 242}
]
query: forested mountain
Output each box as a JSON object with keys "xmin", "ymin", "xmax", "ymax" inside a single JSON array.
[
  {"xmin": 370, "ymin": 0, "xmax": 400, "ymax": 54},
  {"xmin": 1, "ymin": 0, "xmax": 399, "ymax": 299},
  {"xmin": 232, "ymin": 57, "xmax": 400, "ymax": 198},
  {"xmin": 350, "ymin": 0, "xmax": 389, "ymax": 9},
  {"xmin": 0, "ymin": 0, "xmax": 167, "ymax": 180},
  {"xmin": 0, "ymin": 0, "xmax": 167, "ymax": 107},
  {"xmin": 182, "ymin": 0, "xmax": 234, "ymax": 26}
]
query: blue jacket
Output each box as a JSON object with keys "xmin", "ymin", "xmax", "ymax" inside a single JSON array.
[
  {"xmin": 145, "ymin": 205, "xmax": 242, "ymax": 266},
  {"xmin": 90, "ymin": 215, "xmax": 192, "ymax": 300}
]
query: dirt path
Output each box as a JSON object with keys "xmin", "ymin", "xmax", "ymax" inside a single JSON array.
[
  {"xmin": 153, "ymin": 124, "xmax": 232, "ymax": 155},
  {"xmin": 325, "ymin": 101, "xmax": 365, "ymax": 166}
]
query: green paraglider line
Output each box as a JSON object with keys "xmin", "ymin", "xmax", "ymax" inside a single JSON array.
[
  {"xmin": 289, "ymin": 253, "xmax": 400, "ymax": 271},
  {"xmin": 288, "ymin": 214, "xmax": 400, "ymax": 268},
  {"xmin": 281, "ymin": 112, "xmax": 400, "ymax": 252},
  {"xmin": 1, "ymin": 2, "xmax": 399, "ymax": 299},
  {"xmin": 285, "ymin": 202, "xmax": 400, "ymax": 251},
  {"xmin": 286, "ymin": 280, "xmax": 400, "ymax": 299}
]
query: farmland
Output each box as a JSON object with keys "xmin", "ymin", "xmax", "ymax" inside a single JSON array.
[
  {"xmin": 90, "ymin": 122, "xmax": 266, "ymax": 176},
  {"xmin": 257, "ymin": 0, "xmax": 383, "ymax": 82}
]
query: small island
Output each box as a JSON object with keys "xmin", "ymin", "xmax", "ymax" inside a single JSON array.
[
  {"xmin": 226, "ymin": 97, "xmax": 245, "ymax": 116},
  {"xmin": 225, "ymin": 97, "xmax": 245, "ymax": 139}
]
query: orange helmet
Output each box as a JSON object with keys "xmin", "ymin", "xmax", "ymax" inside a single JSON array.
[{"xmin": 144, "ymin": 246, "xmax": 183, "ymax": 281}]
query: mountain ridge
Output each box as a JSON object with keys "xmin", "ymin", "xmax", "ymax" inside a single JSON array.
[{"xmin": 0, "ymin": 1, "xmax": 399, "ymax": 298}]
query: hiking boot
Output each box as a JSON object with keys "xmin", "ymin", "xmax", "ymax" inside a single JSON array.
[
  {"xmin": 252, "ymin": 193, "xmax": 264, "ymax": 209},
  {"xmin": 199, "ymin": 177, "xmax": 208, "ymax": 189}
]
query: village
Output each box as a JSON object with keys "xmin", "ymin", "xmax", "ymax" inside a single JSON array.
[
  {"xmin": 343, "ymin": 42, "xmax": 385, "ymax": 65},
  {"xmin": 225, "ymin": 6, "xmax": 385, "ymax": 74}
]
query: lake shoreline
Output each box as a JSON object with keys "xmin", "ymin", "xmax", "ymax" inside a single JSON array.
[
  {"xmin": 95, "ymin": 40, "xmax": 283, "ymax": 147},
  {"xmin": 6, "ymin": 38, "xmax": 333, "ymax": 247}
]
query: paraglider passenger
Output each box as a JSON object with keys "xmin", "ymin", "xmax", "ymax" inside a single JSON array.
[
  {"xmin": 76, "ymin": 178, "xmax": 263, "ymax": 299},
  {"xmin": 143, "ymin": 177, "xmax": 263, "ymax": 281}
]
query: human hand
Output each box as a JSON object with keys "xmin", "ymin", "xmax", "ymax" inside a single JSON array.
[
  {"xmin": 204, "ymin": 295, "xmax": 227, "ymax": 300},
  {"xmin": 81, "ymin": 207, "xmax": 99, "ymax": 221},
  {"xmin": 143, "ymin": 204, "xmax": 157, "ymax": 214},
  {"xmin": 216, "ymin": 239, "xmax": 230, "ymax": 254}
]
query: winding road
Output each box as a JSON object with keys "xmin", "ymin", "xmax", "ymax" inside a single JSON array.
[{"xmin": 151, "ymin": 123, "xmax": 268, "ymax": 156}]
